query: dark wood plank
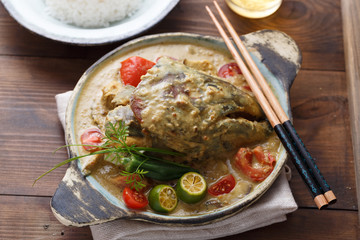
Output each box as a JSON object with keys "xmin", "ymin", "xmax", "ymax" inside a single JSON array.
[
  {"xmin": 0, "ymin": 56, "xmax": 93, "ymax": 196},
  {"xmin": 0, "ymin": 194, "xmax": 357, "ymax": 240},
  {"xmin": 0, "ymin": 195, "xmax": 92, "ymax": 240},
  {"xmin": 342, "ymin": 0, "xmax": 360, "ymax": 219},
  {"xmin": 289, "ymin": 70, "xmax": 357, "ymax": 209},
  {"xmin": 0, "ymin": 0, "xmax": 344, "ymax": 71},
  {"xmin": 219, "ymin": 208, "xmax": 359, "ymax": 240}
]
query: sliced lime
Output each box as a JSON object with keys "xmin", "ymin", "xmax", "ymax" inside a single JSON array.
[
  {"xmin": 148, "ymin": 185, "xmax": 178, "ymax": 213},
  {"xmin": 176, "ymin": 172, "xmax": 207, "ymax": 204}
]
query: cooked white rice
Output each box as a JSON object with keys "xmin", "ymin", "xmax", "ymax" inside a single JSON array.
[{"xmin": 45, "ymin": 0, "xmax": 142, "ymax": 28}]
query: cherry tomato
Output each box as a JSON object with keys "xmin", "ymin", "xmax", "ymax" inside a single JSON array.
[
  {"xmin": 123, "ymin": 187, "xmax": 148, "ymax": 209},
  {"xmin": 120, "ymin": 56, "xmax": 155, "ymax": 87},
  {"xmin": 80, "ymin": 128, "xmax": 103, "ymax": 152},
  {"xmin": 217, "ymin": 62, "xmax": 242, "ymax": 78},
  {"xmin": 110, "ymin": 174, "xmax": 149, "ymax": 192},
  {"xmin": 234, "ymin": 146, "xmax": 276, "ymax": 182},
  {"xmin": 208, "ymin": 174, "xmax": 236, "ymax": 196}
]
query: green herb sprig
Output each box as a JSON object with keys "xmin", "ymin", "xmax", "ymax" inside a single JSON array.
[
  {"xmin": 120, "ymin": 169, "xmax": 149, "ymax": 192},
  {"xmin": 33, "ymin": 121, "xmax": 181, "ymax": 187}
]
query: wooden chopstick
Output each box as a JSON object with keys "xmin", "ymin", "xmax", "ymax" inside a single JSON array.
[
  {"xmin": 205, "ymin": 4, "xmax": 329, "ymax": 209},
  {"xmin": 212, "ymin": 1, "xmax": 336, "ymax": 205}
]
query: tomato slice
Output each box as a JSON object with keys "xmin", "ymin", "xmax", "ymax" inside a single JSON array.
[
  {"xmin": 234, "ymin": 147, "xmax": 276, "ymax": 182},
  {"xmin": 253, "ymin": 146, "xmax": 276, "ymax": 166},
  {"xmin": 123, "ymin": 187, "xmax": 148, "ymax": 209},
  {"xmin": 208, "ymin": 174, "xmax": 236, "ymax": 196},
  {"xmin": 120, "ymin": 56, "xmax": 155, "ymax": 87},
  {"xmin": 217, "ymin": 62, "xmax": 242, "ymax": 78},
  {"xmin": 80, "ymin": 128, "xmax": 103, "ymax": 152}
]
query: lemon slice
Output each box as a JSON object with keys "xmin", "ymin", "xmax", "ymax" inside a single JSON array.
[
  {"xmin": 148, "ymin": 185, "xmax": 178, "ymax": 213},
  {"xmin": 176, "ymin": 172, "xmax": 207, "ymax": 204}
]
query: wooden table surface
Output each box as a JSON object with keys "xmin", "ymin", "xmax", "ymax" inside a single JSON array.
[{"xmin": 0, "ymin": 0, "xmax": 359, "ymax": 239}]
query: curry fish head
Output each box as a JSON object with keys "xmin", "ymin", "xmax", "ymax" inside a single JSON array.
[{"xmin": 130, "ymin": 57, "xmax": 273, "ymax": 161}]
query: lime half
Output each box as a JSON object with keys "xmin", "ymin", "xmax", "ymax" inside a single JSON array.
[
  {"xmin": 148, "ymin": 185, "xmax": 178, "ymax": 213},
  {"xmin": 176, "ymin": 172, "xmax": 207, "ymax": 204}
]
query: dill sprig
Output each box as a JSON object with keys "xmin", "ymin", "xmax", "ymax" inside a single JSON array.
[
  {"xmin": 33, "ymin": 121, "xmax": 182, "ymax": 187},
  {"xmin": 120, "ymin": 169, "xmax": 149, "ymax": 192}
]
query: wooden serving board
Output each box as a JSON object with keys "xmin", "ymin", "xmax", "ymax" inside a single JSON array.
[{"xmin": 51, "ymin": 30, "xmax": 302, "ymax": 227}]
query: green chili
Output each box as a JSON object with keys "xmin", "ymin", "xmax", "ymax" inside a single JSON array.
[{"xmin": 122, "ymin": 154, "xmax": 198, "ymax": 181}]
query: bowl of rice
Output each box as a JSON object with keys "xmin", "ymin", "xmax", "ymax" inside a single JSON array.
[{"xmin": 1, "ymin": 0, "xmax": 180, "ymax": 45}]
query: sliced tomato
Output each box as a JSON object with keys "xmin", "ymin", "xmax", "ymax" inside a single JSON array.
[
  {"xmin": 123, "ymin": 187, "xmax": 148, "ymax": 209},
  {"xmin": 253, "ymin": 146, "xmax": 276, "ymax": 166},
  {"xmin": 208, "ymin": 174, "xmax": 236, "ymax": 196},
  {"xmin": 120, "ymin": 56, "xmax": 155, "ymax": 87},
  {"xmin": 218, "ymin": 62, "xmax": 242, "ymax": 78},
  {"xmin": 234, "ymin": 147, "xmax": 276, "ymax": 182},
  {"xmin": 80, "ymin": 128, "xmax": 103, "ymax": 152},
  {"xmin": 110, "ymin": 174, "xmax": 149, "ymax": 192}
]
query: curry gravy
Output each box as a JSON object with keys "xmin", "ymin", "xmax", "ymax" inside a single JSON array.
[{"xmin": 73, "ymin": 42, "xmax": 281, "ymax": 216}]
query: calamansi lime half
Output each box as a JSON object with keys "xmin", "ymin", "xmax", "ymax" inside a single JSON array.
[
  {"xmin": 148, "ymin": 185, "xmax": 178, "ymax": 213},
  {"xmin": 176, "ymin": 172, "xmax": 207, "ymax": 204}
]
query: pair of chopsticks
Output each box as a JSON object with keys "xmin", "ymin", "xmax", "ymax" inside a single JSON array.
[{"xmin": 206, "ymin": 1, "xmax": 336, "ymax": 209}]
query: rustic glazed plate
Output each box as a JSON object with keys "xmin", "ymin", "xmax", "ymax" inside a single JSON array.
[
  {"xmin": 1, "ymin": 0, "xmax": 179, "ymax": 45},
  {"xmin": 52, "ymin": 31, "xmax": 301, "ymax": 226}
]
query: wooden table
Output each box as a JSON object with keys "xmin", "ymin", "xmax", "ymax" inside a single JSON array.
[{"xmin": 0, "ymin": 0, "xmax": 359, "ymax": 239}]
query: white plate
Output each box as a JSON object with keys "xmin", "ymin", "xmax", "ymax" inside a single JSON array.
[{"xmin": 1, "ymin": 0, "xmax": 179, "ymax": 45}]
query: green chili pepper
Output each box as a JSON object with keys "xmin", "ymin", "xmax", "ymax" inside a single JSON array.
[{"xmin": 122, "ymin": 154, "xmax": 198, "ymax": 181}]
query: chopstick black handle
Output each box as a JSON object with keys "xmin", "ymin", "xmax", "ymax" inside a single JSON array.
[
  {"xmin": 273, "ymin": 124, "xmax": 326, "ymax": 208},
  {"xmin": 282, "ymin": 120, "xmax": 336, "ymax": 204}
]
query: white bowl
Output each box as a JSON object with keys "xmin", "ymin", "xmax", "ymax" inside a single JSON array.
[{"xmin": 1, "ymin": 0, "xmax": 179, "ymax": 45}]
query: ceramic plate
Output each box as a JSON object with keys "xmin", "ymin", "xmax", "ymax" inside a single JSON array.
[
  {"xmin": 1, "ymin": 0, "xmax": 179, "ymax": 45},
  {"xmin": 52, "ymin": 31, "xmax": 301, "ymax": 226}
]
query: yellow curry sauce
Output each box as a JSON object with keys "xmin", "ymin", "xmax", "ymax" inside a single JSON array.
[{"xmin": 73, "ymin": 42, "xmax": 281, "ymax": 216}]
